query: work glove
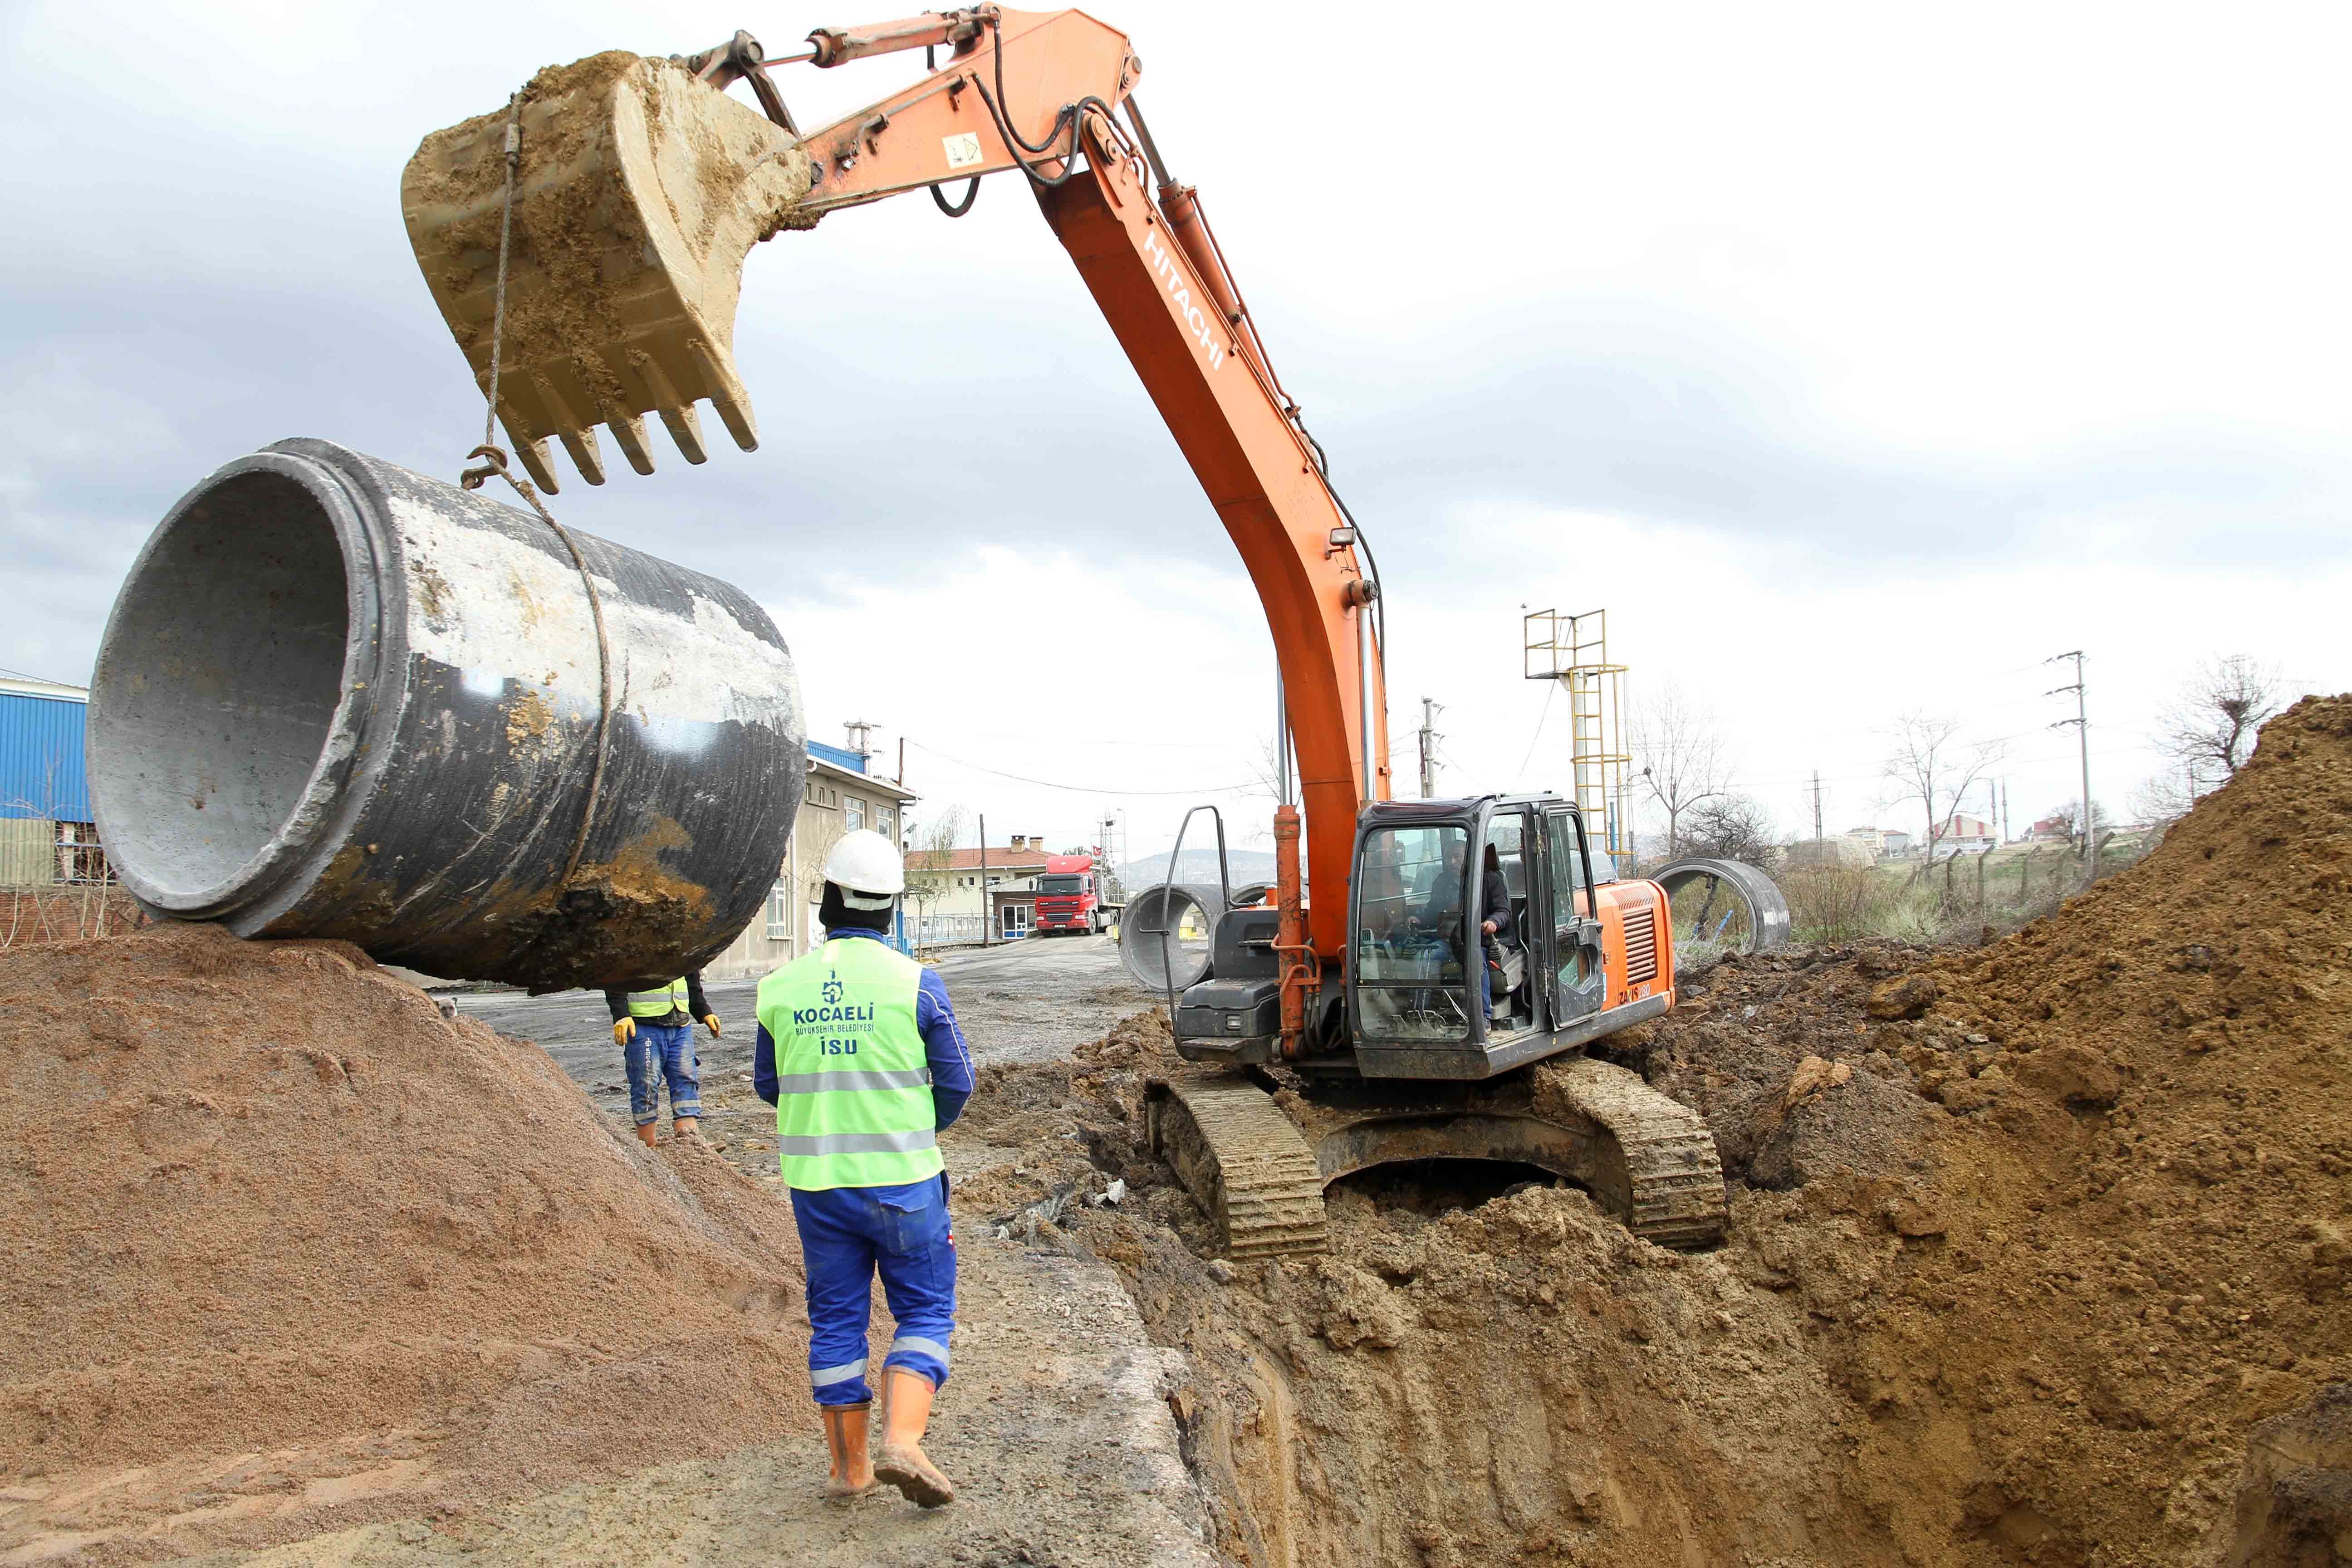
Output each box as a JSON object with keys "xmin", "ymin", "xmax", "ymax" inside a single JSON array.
[
  {"xmin": 613, "ymin": 1017, "xmax": 636, "ymax": 1047},
  {"xmin": 701, "ymin": 1013, "xmax": 723, "ymax": 1039}
]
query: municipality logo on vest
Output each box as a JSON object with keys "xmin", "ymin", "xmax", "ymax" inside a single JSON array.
[{"xmin": 821, "ymin": 974, "xmax": 843, "ymax": 1005}]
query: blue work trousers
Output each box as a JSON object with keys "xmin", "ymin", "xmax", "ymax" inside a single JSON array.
[
  {"xmin": 624, "ymin": 1021, "xmax": 700, "ymax": 1126},
  {"xmin": 789, "ymin": 1175, "xmax": 956, "ymax": 1406}
]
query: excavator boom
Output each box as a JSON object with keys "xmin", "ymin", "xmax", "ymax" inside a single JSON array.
[
  {"xmin": 400, "ymin": 5, "xmax": 1389, "ymax": 962},
  {"xmin": 398, "ymin": 9, "xmax": 1724, "ymax": 1259}
]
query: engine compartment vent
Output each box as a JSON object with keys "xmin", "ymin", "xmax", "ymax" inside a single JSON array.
[{"xmin": 1623, "ymin": 906, "xmax": 1659, "ymax": 985}]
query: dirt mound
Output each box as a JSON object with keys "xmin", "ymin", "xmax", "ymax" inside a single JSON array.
[
  {"xmin": 0, "ymin": 923, "xmax": 807, "ymax": 1562},
  {"xmin": 955, "ymin": 696, "xmax": 2351, "ymax": 1567},
  {"xmin": 1825, "ymin": 694, "xmax": 2352, "ymax": 1563},
  {"xmin": 958, "ymin": 1011, "xmax": 1897, "ymax": 1565}
]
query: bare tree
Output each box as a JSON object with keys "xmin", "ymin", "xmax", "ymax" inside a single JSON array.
[
  {"xmin": 2157, "ymin": 654, "xmax": 2280, "ymax": 787},
  {"xmin": 1627, "ymin": 680, "xmax": 1734, "ymax": 859},
  {"xmin": 902, "ymin": 805, "xmax": 967, "ymax": 916},
  {"xmin": 1680, "ymin": 793, "xmax": 1775, "ymax": 865},
  {"xmin": 2130, "ymin": 771, "xmax": 2195, "ymax": 833},
  {"xmin": 2041, "ymin": 798, "xmax": 2113, "ymax": 842},
  {"xmin": 1882, "ymin": 713, "xmax": 2006, "ymax": 873}
]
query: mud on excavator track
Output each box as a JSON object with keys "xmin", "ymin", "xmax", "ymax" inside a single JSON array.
[{"xmin": 1147, "ymin": 1057, "xmax": 1727, "ymax": 1259}]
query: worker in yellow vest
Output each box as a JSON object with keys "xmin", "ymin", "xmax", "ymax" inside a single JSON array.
[
  {"xmin": 604, "ymin": 970, "xmax": 720, "ymax": 1146},
  {"xmin": 755, "ymin": 829, "xmax": 974, "ymax": 1508}
]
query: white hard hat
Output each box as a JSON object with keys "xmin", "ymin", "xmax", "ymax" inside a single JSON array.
[{"xmin": 823, "ymin": 828, "xmax": 905, "ymax": 907}]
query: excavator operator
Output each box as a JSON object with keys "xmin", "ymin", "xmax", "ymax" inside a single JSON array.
[{"xmin": 1477, "ymin": 841, "xmax": 1517, "ymax": 1024}]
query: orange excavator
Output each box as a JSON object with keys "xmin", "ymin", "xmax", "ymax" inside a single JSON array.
[{"xmin": 401, "ymin": 6, "xmax": 1725, "ymax": 1254}]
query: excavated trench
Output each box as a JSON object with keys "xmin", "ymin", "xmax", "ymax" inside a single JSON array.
[{"xmin": 955, "ymin": 696, "xmax": 2352, "ymax": 1568}]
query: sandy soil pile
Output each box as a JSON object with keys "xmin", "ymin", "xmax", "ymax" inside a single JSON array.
[
  {"xmin": 961, "ymin": 696, "xmax": 2352, "ymax": 1566},
  {"xmin": 0, "ymin": 923, "xmax": 806, "ymax": 1561},
  {"xmin": 1819, "ymin": 694, "xmax": 2352, "ymax": 1564}
]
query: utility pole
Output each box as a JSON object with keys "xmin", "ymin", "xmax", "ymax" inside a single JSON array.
[
  {"xmin": 978, "ymin": 812, "xmax": 990, "ymax": 947},
  {"xmin": 1416, "ymin": 697, "xmax": 1443, "ymax": 799},
  {"xmin": 1810, "ymin": 770, "xmax": 1824, "ymax": 842},
  {"xmin": 2045, "ymin": 651, "xmax": 2091, "ymax": 860}
]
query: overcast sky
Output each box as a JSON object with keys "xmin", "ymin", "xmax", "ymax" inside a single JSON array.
[{"xmin": 4, "ymin": 1, "xmax": 2345, "ymax": 867}]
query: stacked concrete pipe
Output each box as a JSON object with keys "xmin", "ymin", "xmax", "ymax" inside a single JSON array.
[{"xmin": 87, "ymin": 438, "xmax": 805, "ymax": 991}]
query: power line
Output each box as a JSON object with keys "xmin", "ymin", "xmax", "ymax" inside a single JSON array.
[
  {"xmin": 1511, "ymin": 681, "xmax": 1558, "ymax": 781},
  {"xmin": 905, "ymin": 740, "xmax": 1260, "ymax": 798}
]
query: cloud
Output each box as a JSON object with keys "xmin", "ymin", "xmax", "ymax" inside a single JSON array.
[{"xmin": 2, "ymin": 0, "xmax": 2343, "ymax": 853}]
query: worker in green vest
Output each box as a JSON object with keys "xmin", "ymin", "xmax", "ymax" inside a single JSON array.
[
  {"xmin": 755, "ymin": 828, "xmax": 974, "ymax": 1508},
  {"xmin": 604, "ymin": 970, "xmax": 720, "ymax": 1147}
]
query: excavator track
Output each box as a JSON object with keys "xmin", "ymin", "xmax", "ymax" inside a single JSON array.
[
  {"xmin": 1146, "ymin": 1075, "xmax": 1329, "ymax": 1259},
  {"xmin": 1148, "ymin": 1057, "xmax": 1725, "ymax": 1259},
  {"xmin": 1538, "ymin": 1057, "xmax": 1728, "ymax": 1248}
]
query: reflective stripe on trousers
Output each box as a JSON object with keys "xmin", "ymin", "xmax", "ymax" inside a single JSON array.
[{"xmin": 790, "ymin": 1177, "xmax": 956, "ymax": 1406}]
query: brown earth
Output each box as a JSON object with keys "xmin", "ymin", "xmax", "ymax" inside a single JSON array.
[
  {"xmin": 3, "ymin": 696, "xmax": 2343, "ymax": 1565},
  {"xmin": 954, "ymin": 694, "xmax": 2352, "ymax": 1568},
  {"xmin": 0, "ymin": 922, "xmax": 811, "ymax": 1562}
]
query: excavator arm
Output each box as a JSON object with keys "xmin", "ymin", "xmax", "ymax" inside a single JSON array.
[
  {"xmin": 403, "ymin": 6, "xmax": 1391, "ymax": 1030},
  {"xmin": 401, "ymin": 5, "xmax": 1730, "ymax": 1259}
]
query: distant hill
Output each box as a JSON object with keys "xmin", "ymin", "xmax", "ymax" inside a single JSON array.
[{"xmin": 1115, "ymin": 848, "xmax": 1279, "ymax": 892}]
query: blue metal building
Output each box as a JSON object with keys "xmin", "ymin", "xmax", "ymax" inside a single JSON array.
[{"xmin": 0, "ymin": 676, "xmax": 90, "ymax": 821}]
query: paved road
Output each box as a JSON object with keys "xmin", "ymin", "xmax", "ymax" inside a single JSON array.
[{"xmin": 450, "ymin": 934, "xmax": 1145, "ymax": 1150}]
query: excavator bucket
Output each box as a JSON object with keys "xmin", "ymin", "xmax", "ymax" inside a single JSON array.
[{"xmin": 400, "ymin": 52, "xmax": 816, "ymax": 492}]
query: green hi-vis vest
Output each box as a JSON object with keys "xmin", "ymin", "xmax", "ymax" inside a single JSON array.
[
  {"xmin": 756, "ymin": 938, "xmax": 939, "ymax": 1191},
  {"xmin": 627, "ymin": 978, "xmax": 691, "ymax": 1020}
]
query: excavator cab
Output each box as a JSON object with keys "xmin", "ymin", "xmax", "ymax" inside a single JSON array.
[
  {"xmin": 1157, "ymin": 795, "xmax": 1727, "ymax": 1255},
  {"xmin": 1172, "ymin": 794, "xmax": 1667, "ymax": 1081},
  {"xmin": 1346, "ymin": 796, "xmax": 1645, "ymax": 1079}
]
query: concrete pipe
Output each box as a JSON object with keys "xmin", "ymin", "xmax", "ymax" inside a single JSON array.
[
  {"xmin": 88, "ymin": 438, "xmax": 805, "ymax": 991},
  {"xmin": 1118, "ymin": 882, "xmax": 1227, "ymax": 993},
  {"xmin": 1651, "ymin": 857, "xmax": 1792, "ymax": 960}
]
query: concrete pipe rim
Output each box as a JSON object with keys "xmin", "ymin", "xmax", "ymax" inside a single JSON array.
[
  {"xmin": 88, "ymin": 448, "xmax": 400, "ymax": 921},
  {"xmin": 1118, "ymin": 882, "xmax": 1220, "ymax": 992},
  {"xmin": 1651, "ymin": 857, "xmax": 1793, "ymax": 954}
]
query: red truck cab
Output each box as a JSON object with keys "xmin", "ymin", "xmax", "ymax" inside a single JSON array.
[{"xmin": 1034, "ymin": 853, "xmax": 1107, "ymax": 936}]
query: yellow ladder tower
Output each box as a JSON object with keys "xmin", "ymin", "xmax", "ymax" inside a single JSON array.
[{"xmin": 1523, "ymin": 608, "xmax": 1631, "ymax": 868}]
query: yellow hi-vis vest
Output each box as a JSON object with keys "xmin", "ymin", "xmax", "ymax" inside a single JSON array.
[
  {"xmin": 756, "ymin": 938, "xmax": 939, "ymax": 1191},
  {"xmin": 626, "ymin": 978, "xmax": 691, "ymax": 1020}
]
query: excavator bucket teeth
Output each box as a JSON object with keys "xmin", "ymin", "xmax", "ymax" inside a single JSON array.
[{"xmin": 400, "ymin": 52, "xmax": 816, "ymax": 487}]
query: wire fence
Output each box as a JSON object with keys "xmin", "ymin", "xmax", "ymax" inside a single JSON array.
[
  {"xmin": 906, "ymin": 913, "xmax": 990, "ymax": 947},
  {"xmin": 0, "ymin": 818, "xmax": 146, "ymax": 947}
]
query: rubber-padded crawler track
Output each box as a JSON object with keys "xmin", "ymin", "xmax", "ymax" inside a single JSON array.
[{"xmin": 1146, "ymin": 1076, "xmax": 1328, "ymax": 1258}]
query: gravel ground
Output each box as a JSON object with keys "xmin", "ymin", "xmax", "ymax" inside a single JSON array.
[{"xmin": 216, "ymin": 933, "xmax": 1218, "ymax": 1568}]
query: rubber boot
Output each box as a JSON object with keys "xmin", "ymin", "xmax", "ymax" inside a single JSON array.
[
  {"xmin": 635, "ymin": 1122, "xmax": 659, "ymax": 1148},
  {"xmin": 872, "ymin": 1367, "xmax": 955, "ymax": 1507},
  {"xmin": 820, "ymin": 1401, "xmax": 877, "ymax": 1500},
  {"xmin": 674, "ymin": 1115, "xmax": 701, "ymax": 1142}
]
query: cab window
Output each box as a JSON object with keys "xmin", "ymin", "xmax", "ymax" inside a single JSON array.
[{"xmin": 1353, "ymin": 824, "xmax": 1470, "ymax": 1042}]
